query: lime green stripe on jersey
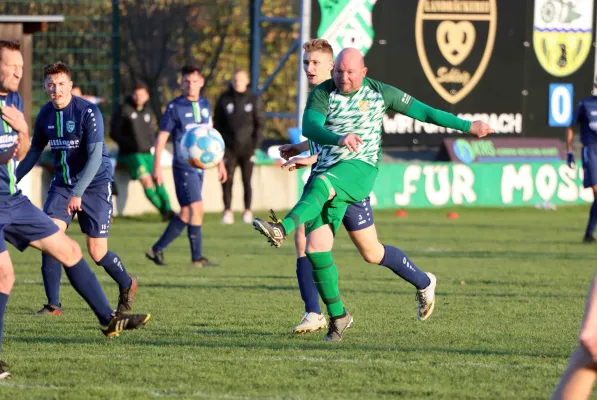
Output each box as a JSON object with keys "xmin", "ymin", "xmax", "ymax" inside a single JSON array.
[
  {"xmin": 8, "ymin": 159, "xmax": 15, "ymax": 194},
  {"xmin": 192, "ymin": 102, "xmax": 200, "ymax": 123},
  {"xmin": 56, "ymin": 111, "xmax": 71, "ymax": 185}
]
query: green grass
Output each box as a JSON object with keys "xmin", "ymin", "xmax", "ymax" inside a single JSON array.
[{"xmin": 0, "ymin": 206, "xmax": 595, "ymax": 399}]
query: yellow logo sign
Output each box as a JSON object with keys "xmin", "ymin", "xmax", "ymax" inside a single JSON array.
[
  {"xmin": 533, "ymin": 0, "xmax": 594, "ymax": 77},
  {"xmin": 415, "ymin": 0, "xmax": 497, "ymax": 104}
]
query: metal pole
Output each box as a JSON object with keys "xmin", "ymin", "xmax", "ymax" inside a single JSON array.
[
  {"xmin": 250, "ymin": 0, "xmax": 262, "ymax": 92},
  {"xmin": 112, "ymin": 0, "xmax": 120, "ymax": 114},
  {"xmin": 297, "ymin": 0, "xmax": 311, "ymax": 128}
]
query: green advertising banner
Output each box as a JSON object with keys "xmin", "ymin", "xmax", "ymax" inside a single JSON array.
[{"xmin": 298, "ymin": 162, "xmax": 594, "ymax": 208}]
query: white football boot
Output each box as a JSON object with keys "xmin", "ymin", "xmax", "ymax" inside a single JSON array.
[
  {"xmin": 293, "ymin": 312, "xmax": 327, "ymax": 334},
  {"xmin": 416, "ymin": 272, "xmax": 437, "ymax": 321}
]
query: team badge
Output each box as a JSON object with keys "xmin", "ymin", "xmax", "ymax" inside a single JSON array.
[
  {"xmin": 358, "ymin": 100, "xmax": 371, "ymax": 112},
  {"xmin": 415, "ymin": 0, "xmax": 497, "ymax": 104},
  {"xmin": 533, "ymin": 0, "xmax": 593, "ymax": 77},
  {"xmin": 201, "ymin": 108, "xmax": 209, "ymax": 118},
  {"xmin": 66, "ymin": 121, "xmax": 75, "ymax": 133}
]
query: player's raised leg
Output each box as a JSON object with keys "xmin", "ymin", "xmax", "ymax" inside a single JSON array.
[
  {"xmin": 253, "ymin": 174, "xmax": 335, "ymax": 247},
  {"xmin": 293, "ymin": 223, "xmax": 326, "ymax": 333}
]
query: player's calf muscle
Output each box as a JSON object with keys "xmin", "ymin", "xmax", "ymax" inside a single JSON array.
[{"xmin": 0, "ymin": 255, "xmax": 15, "ymax": 293}]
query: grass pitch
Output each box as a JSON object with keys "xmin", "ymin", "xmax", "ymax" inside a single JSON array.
[{"xmin": 0, "ymin": 206, "xmax": 595, "ymax": 399}]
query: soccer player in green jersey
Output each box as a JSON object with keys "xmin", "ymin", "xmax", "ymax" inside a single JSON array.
[{"xmin": 254, "ymin": 48, "xmax": 494, "ymax": 342}]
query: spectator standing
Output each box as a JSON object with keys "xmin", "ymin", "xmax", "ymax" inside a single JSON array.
[{"xmin": 214, "ymin": 70, "xmax": 265, "ymax": 224}]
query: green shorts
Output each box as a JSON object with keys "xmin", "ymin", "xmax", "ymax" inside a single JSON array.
[
  {"xmin": 305, "ymin": 160, "xmax": 378, "ymax": 236},
  {"xmin": 118, "ymin": 152, "xmax": 154, "ymax": 180}
]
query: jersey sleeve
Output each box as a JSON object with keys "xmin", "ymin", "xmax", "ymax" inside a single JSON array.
[
  {"xmin": 367, "ymin": 78, "xmax": 414, "ymax": 114},
  {"xmin": 30, "ymin": 112, "xmax": 49, "ymax": 152},
  {"xmin": 82, "ymin": 105, "xmax": 105, "ymax": 144},
  {"xmin": 305, "ymin": 81, "xmax": 332, "ymax": 115},
  {"xmin": 160, "ymin": 102, "xmax": 177, "ymax": 133},
  {"xmin": 573, "ymin": 100, "xmax": 585, "ymax": 125}
]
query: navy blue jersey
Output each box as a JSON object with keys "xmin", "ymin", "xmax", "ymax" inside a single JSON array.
[
  {"xmin": 0, "ymin": 92, "xmax": 22, "ymax": 197},
  {"xmin": 574, "ymin": 96, "xmax": 597, "ymax": 147},
  {"xmin": 32, "ymin": 96, "xmax": 112, "ymax": 188},
  {"xmin": 159, "ymin": 96, "xmax": 211, "ymax": 170}
]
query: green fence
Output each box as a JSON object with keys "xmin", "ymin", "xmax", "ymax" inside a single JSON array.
[{"xmin": 0, "ymin": 0, "xmax": 114, "ymax": 120}]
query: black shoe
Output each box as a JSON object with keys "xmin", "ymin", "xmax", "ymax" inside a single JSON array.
[
  {"xmin": 162, "ymin": 210, "xmax": 176, "ymax": 222},
  {"xmin": 145, "ymin": 248, "xmax": 166, "ymax": 266},
  {"xmin": 35, "ymin": 304, "xmax": 63, "ymax": 316},
  {"xmin": 584, "ymin": 234, "xmax": 596, "ymax": 244},
  {"xmin": 192, "ymin": 257, "xmax": 219, "ymax": 268},
  {"xmin": 0, "ymin": 360, "xmax": 11, "ymax": 380},
  {"xmin": 324, "ymin": 311, "xmax": 353, "ymax": 342},
  {"xmin": 101, "ymin": 313, "xmax": 151, "ymax": 338},
  {"xmin": 117, "ymin": 276, "xmax": 138, "ymax": 314},
  {"xmin": 252, "ymin": 209, "xmax": 287, "ymax": 248}
]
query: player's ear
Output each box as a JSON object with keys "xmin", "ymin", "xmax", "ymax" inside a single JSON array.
[{"xmin": 362, "ymin": 67, "xmax": 368, "ymax": 76}]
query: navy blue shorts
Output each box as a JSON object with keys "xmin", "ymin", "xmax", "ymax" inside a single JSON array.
[
  {"xmin": 0, "ymin": 192, "xmax": 59, "ymax": 252},
  {"xmin": 44, "ymin": 183, "xmax": 113, "ymax": 238},
  {"xmin": 173, "ymin": 167, "xmax": 203, "ymax": 206},
  {"xmin": 302, "ymin": 174, "xmax": 374, "ymax": 232},
  {"xmin": 583, "ymin": 146, "xmax": 597, "ymax": 189}
]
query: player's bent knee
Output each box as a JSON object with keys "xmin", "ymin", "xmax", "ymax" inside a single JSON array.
[
  {"xmin": 87, "ymin": 240, "xmax": 108, "ymax": 263},
  {"xmin": 40, "ymin": 232, "xmax": 83, "ymax": 266}
]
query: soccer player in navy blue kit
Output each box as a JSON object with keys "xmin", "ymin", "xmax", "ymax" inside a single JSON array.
[
  {"xmin": 0, "ymin": 43, "xmax": 150, "ymax": 380},
  {"xmin": 146, "ymin": 65, "xmax": 227, "ymax": 267},
  {"xmin": 567, "ymin": 77, "xmax": 597, "ymax": 243},
  {"xmin": 16, "ymin": 62, "xmax": 139, "ymax": 316}
]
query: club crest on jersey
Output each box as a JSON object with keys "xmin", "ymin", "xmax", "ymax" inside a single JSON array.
[
  {"xmin": 415, "ymin": 0, "xmax": 497, "ymax": 104},
  {"xmin": 358, "ymin": 100, "xmax": 371, "ymax": 112},
  {"xmin": 533, "ymin": 0, "xmax": 593, "ymax": 77},
  {"xmin": 201, "ymin": 108, "xmax": 209, "ymax": 118},
  {"xmin": 66, "ymin": 121, "xmax": 75, "ymax": 133}
]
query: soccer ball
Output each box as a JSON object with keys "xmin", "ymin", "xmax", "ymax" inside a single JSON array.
[{"xmin": 180, "ymin": 125, "xmax": 225, "ymax": 170}]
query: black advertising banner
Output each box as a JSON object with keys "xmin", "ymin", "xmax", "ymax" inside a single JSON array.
[
  {"xmin": 310, "ymin": 0, "xmax": 596, "ymax": 147},
  {"xmin": 441, "ymin": 138, "xmax": 566, "ymax": 163}
]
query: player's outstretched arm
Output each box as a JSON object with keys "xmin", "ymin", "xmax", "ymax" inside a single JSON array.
[
  {"xmin": 153, "ymin": 131, "xmax": 170, "ymax": 185},
  {"xmin": 15, "ymin": 119, "xmax": 48, "ymax": 182}
]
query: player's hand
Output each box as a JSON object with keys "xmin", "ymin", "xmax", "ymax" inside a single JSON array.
[
  {"xmin": 338, "ymin": 133, "xmax": 363, "ymax": 152},
  {"xmin": 1, "ymin": 104, "xmax": 28, "ymax": 134},
  {"xmin": 66, "ymin": 196, "xmax": 83, "ymax": 216},
  {"xmin": 153, "ymin": 168, "xmax": 163, "ymax": 186},
  {"xmin": 468, "ymin": 120, "xmax": 495, "ymax": 138},
  {"xmin": 217, "ymin": 161, "xmax": 228, "ymax": 184},
  {"xmin": 278, "ymin": 144, "xmax": 302, "ymax": 160},
  {"xmin": 281, "ymin": 154, "xmax": 318, "ymax": 171},
  {"xmin": 567, "ymin": 151, "xmax": 576, "ymax": 168}
]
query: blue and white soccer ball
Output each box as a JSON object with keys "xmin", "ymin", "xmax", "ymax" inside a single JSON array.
[{"xmin": 180, "ymin": 124, "xmax": 225, "ymax": 170}]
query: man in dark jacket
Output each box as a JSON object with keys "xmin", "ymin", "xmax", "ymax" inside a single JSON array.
[
  {"xmin": 214, "ymin": 69, "xmax": 265, "ymax": 224},
  {"xmin": 110, "ymin": 82, "xmax": 174, "ymax": 220}
]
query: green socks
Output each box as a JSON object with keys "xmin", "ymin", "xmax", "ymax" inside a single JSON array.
[
  {"xmin": 281, "ymin": 176, "xmax": 331, "ymax": 234},
  {"xmin": 306, "ymin": 251, "xmax": 344, "ymax": 318},
  {"xmin": 155, "ymin": 184, "xmax": 172, "ymax": 214},
  {"xmin": 144, "ymin": 186, "xmax": 163, "ymax": 212}
]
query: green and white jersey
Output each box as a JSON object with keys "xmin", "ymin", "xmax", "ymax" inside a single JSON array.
[{"xmin": 306, "ymin": 77, "xmax": 413, "ymax": 173}]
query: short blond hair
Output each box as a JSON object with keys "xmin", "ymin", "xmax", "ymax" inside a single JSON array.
[{"xmin": 302, "ymin": 39, "xmax": 334, "ymax": 57}]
